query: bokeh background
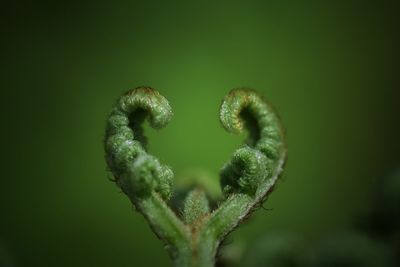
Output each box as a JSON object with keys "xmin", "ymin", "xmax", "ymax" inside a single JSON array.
[{"xmin": 1, "ymin": 1, "xmax": 399, "ymax": 266}]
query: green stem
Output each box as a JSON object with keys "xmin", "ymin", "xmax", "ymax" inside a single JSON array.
[
  {"xmin": 175, "ymin": 234, "xmax": 217, "ymax": 267},
  {"xmin": 136, "ymin": 193, "xmax": 191, "ymax": 265}
]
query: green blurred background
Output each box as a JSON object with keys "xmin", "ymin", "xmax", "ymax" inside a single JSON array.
[{"xmin": 1, "ymin": 1, "xmax": 399, "ymax": 266}]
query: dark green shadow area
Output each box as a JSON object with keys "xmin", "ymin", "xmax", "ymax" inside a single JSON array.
[{"xmin": 1, "ymin": 1, "xmax": 399, "ymax": 266}]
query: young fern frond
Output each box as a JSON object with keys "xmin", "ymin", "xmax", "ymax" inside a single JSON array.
[
  {"xmin": 212, "ymin": 88, "xmax": 286, "ymax": 239},
  {"xmin": 104, "ymin": 88, "xmax": 190, "ymax": 265},
  {"xmin": 104, "ymin": 87, "xmax": 286, "ymax": 267}
]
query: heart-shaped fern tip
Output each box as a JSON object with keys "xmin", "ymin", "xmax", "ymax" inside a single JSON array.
[{"xmin": 104, "ymin": 87, "xmax": 286, "ymax": 267}]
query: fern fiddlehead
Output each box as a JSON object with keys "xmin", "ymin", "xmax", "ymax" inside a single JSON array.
[{"xmin": 104, "ymin": 87, "xmax": 286, "ymax": 267}]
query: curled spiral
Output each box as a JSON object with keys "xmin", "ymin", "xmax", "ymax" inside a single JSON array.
[
  {"xmin": 219, "ymin": 88, "xmax": 285, "ymax": 196},
  {"xmin": 104, "ymin": 87, "xmax": 173, "ymax": 200}
]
